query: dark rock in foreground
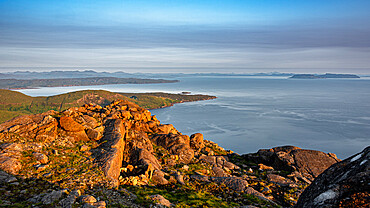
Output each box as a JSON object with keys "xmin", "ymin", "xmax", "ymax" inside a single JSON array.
[
  {"xmin": 244, "ymin": 145, "xmax": 340, "ymax": 181},
  {"xmin": 295, "ymin": 146, "xmax": 370, "ymax": 208}
]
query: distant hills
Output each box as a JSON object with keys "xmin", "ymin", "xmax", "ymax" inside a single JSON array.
[
  {"xmin": 0, "ymin": 77, "xmax": 178, "ymax": 89},
  {"xmin": 0, "ymin": 70, "xmax": 135, "ymax": 79},
  {"xmin": 0, "ymin": 70, "xmax": 364, "ymax": 80},
  {"xmin": 0, "ymin": 70, "xmax": 296, "ymax": 79},
  {"xmin": 290, "ymin": 73, "xmax": 360, "ymax": 79}
]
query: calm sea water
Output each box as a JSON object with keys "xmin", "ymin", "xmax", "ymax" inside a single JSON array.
[{"xmin": 17, "ymin": 76, "xmax": 370, "ymax": 158}]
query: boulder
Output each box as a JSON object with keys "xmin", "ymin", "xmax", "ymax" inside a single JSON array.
[
  {"xmin": 267, "ymin": 174, "xmax": 295, "ymax": 187},
  {"xmin": 80, "ymin": 195, "xmax": 97, "ymax": 204},
  {"xmin": 33, "ymin": 152, "xmax": 48, "ymax": 164},
  {"xmin": 135, "ymin": 148, "xmax": 162, "ymax": 171},
  {"xmin": 86, "ymin": 128, "xmax": 102, "ymax": 141},
  {"xmin": 157, "ymin": 124, "xmax": 177, "ymax": 134},
  {"xmin": 211, "ymin": 177, "xmax": 248, "ymax": 192},
  {"xmin": 212, "ymin": 166, "xmax": 229, "ymax": 177},
  {"xmin": 41, "ymin": 190, "xmax": 64, "ymax": 205},
  {"xmin": 151, "ymin": 170, "xmax": 169, "ymax": 185},
  {"xmin": 199, "ymin": 155, "xmax": 239, "ymax": 170},
  {"xmin": 125, "ymin": 131, "xmax": 154, "ymax": 156},
  {"xmin": 151, "ymin": 134, "xmax": 194, "ymax": 164},
  {"xmin": 59, "ymin": 116, "xmax": 85, "ymax": 132},
  {"xmin": 173, "ymin": 171, "xmax": 185, "ymax": 185},
  {"xmin": 0, "ymin": 155, "xmax": 22, "ymax": 174},
  {"xmin": 296, "ymin": 146, "xmax": 370, "ymax": 208},
  {"xmin": 80, "ymin": 145, "xmax": 89, "ymax": 152},
  {"xmin": 258, "ymin": 163, "xmax": 274, "ymax": 171},
  {"xmin": 0, "ymin": 170, "xmax": 17, "ymax": 183},
  {"xmin": 190, "ymin": 133, "xmax": 205, "ymax": 151},
  {"xmin": 244, "ymin": 145, "xmax": 340, "ymax": 181},
  {"xmin": 81, "ymin": 115, "xmax": 99, "ymax": 129},
  {"xmin": 245, "ymin": 187, "xmax": 277, "ymax": 205},
  {"xmin": 149, "ymin": 194, "xmax": 173, "ymax": 207},
  {"xmin": 190, "ymin": 175, "xmax": 210, "ymax": 183}
]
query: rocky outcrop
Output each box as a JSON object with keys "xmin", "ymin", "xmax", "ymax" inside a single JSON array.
[
  {"xmin": 151, "ymin": 134, "xmax": 194, "ymax": 164},
  {"xmin": 296, "ymin": 146, "xmax": 370, "ymax": 208},
  {"xmin": 59, "ymin": 116, "xmax": 85, "ymax": 132},
  {"xmin": 0, "ymin": 156, "xmax": 22, "ymax": 175},
  {"xmin": 149, "ymin": 194, "xmax": 173, "ymax": 207},
  {"xmin": 0, "ymin": 99, "xmax": 358, "ymax": 207},
  {"xmin": 190, "ymin": 133, "xmax": 205, "ymax": 151},
  {"xmin": 244, "ymin": 145, "xmax": 340, "ymax": 181},
  {"xmin": 0, "ymin": 110, "xmax": 58, "ymax": 142},
  {"xmin": 93, "ymin": 119, "xmax": 125, "ymax": 186},
  {"xmin": 211, "ymin": 177, "xmax": 248, "ymax": 192}
]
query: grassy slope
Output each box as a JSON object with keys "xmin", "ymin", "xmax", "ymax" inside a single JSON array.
[{"xmin": 0, "ymin": 89, "xmax": 215, "ymax": 123}]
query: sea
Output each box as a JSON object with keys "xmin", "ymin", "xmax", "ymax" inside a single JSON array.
[{"xmin": 16, "ymin": 76, "xmax": 370, "ymax": 159}]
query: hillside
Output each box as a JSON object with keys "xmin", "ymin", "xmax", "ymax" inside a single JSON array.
[
  {"xmin": 0, "ymin": 89, "xmax": 216, "ymax": 123},
  {"xmin": 0, "ymin": 99, "xmax": 347, "ymax": 207}
]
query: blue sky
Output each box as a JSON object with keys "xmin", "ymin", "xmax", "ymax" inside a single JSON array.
[{"xmin": 0, "ymin": 0, "xmax": 370, "ymax": 73}]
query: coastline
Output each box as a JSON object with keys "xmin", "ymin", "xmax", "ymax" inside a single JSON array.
[{"xmin": 147, "ymin": 95, "xmax": 217, "ymax": 110}]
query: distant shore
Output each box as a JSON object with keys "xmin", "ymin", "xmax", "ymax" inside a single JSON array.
[
  {"xmin": 290, "ymin": 73, "xmax": 360, "ymax": 79},
  {"xmin": 0, "ymin": 77, "xmax": 178, "ymax": 90}
]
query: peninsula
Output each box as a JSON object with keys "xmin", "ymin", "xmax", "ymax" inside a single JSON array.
[{"xmin": 0, "ymin": 89, "xmax": 216, "ymax": 123}]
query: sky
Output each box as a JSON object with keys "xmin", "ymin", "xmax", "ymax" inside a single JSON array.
[{"xmin": 0, "ymin": 0, "xmax": 370, "ymax": 74}]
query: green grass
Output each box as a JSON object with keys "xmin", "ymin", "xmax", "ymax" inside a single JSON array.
[
  {"xmin": 125, "ymin": 185, "xmax": 239, "ymax": 208},
  {"xmin": 242, "ymin": 194, "xmax": 281, "ymax": 208}
]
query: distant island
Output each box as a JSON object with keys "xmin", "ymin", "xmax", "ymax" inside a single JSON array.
[
  {"xmin": 0, "ymin": 77, "xmax": 178, "ymax": 89},
  {"xmin": 290, "ymin": 73, "xmax": 360, "ymax": 79}
]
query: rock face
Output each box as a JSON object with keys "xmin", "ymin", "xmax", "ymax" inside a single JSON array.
[
  {"xmin": 93, "ymin": 119, "xmax": 125, "ymax": 186},
  {"xmin": 0, "ymin": 156, "xmax": 22, "ymax": 174},
  {"xmin": 149, "ymin": 194, "xmax": 173, "ymax": 207},
  {"xmin": 211, "ymin": 177, "xmax": 248, "ymax": 192},
  {"xmin": 190, "ymin": 133, "xmax": 204, "ymax": 151},
  {"xmin": 0, "ymin": 111, "xmax": 58, "ymax": 142},
  {"xmin": 151, "ymin": 134, "xmax": 194, "ymax": 164},
  {"xmin": 245, "ymin": 145, "xmax": 340, "ymax": 181},
  {"xmin": 296, "ymin": 146, "xmax": 370, "ymax": 208},
  {"xmin": 60, "ymin": 116, "xmax": 85, "ymax": 132}
]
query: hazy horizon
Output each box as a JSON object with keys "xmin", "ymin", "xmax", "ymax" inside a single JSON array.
[
  {"xmin": 1, "ymin": 1, "xmax": 370, "ymax": 74},
  {"xmin": 0, "ymin": 67, "xmax": 369, "ymax": 75}
]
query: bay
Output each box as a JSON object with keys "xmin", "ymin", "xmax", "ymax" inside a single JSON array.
[{"xmin": 17, "ymin": 76, "xmax": 370, "ymax": 158}]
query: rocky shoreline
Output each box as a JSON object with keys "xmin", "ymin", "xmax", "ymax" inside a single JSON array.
[{"xmin": 0, "ymin": 99, "xmax": 368, "ymax": 207}]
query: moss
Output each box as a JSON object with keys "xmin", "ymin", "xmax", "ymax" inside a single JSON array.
[
  {"xmin": 2, "ymin": 202, "xmax": 32, "ymax": 208},
  {"xmin": 242, "ymin": 194, "xmax": 281, "ymax": 208}
]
